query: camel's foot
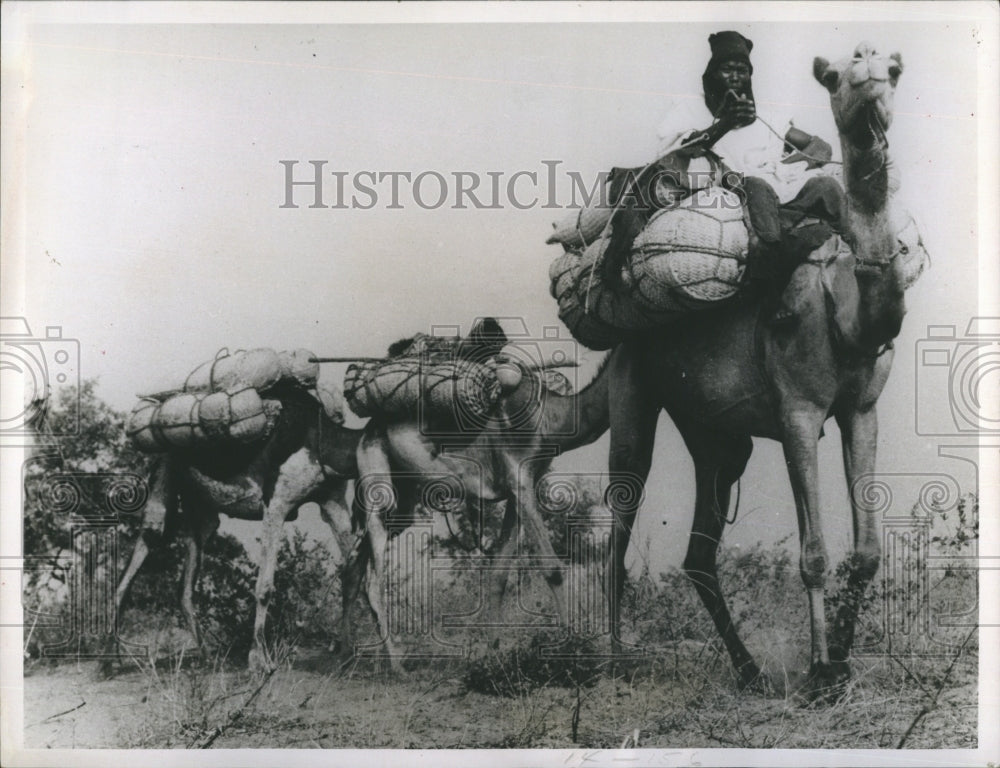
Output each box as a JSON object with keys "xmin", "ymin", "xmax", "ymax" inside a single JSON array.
[
  {"xmin": 95, "ymin": 657, "xmax": 117, "ymax": 680},
  {"xmin": 610, "ymin": 634, "xmax": 646, "ymax": 658},
  {"xmin": 388, "ymin": 658, "xmax": 408, "ymax": 677},
  {"xmin": 327, "ymin": 636, "xmax": 361, "ymax": 671},
  {"xmin": 794, "ymin": 660, "xmax": 851, "ymax": 706},
  {"xmin": 247, "ymin": 645, "xmax": 276, "ymax": 675},
  {"xmin": 381, "ymin": 645, "xmax": 408, "ymax": 677},
  {"xmin": 735, "ymin": 663, "xmax": 778, "ymax": 697}
]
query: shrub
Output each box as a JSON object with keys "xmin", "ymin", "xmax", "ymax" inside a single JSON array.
[
  {"xmin": 464, "ymin": 631, "xmax": 604, "ymax": 697},
  {"xmin": 268, "ymin": 528, "xmax": 342, "ymax": 648}
]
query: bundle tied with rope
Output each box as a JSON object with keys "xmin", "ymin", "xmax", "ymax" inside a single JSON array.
[
  {"xmin": 548, "ymin": 181, "xmax": 751, "ymax": 351},
  {"xmin": 343, "ymin": 332, "xmax": 501, "ymax": 422},
  {"xmin": 126, "ymin": 347, "xmax": 338, "ymax": 453}
]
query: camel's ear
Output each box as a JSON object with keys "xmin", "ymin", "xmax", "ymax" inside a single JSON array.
[
  {"xmin": 888, "ymin": 52, "xmax": 903, "ymax": 84},
  {"xmin": 813, "ymin": 56, "xmax": 838, "ymax": 92}
]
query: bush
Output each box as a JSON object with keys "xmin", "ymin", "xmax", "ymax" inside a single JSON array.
[
  {"xmin": 120, "ymin": 526, "xmax": 343, "ymax": 661},
  {"xmin": 114, "ymin": 530, "xmax": 257, "ymax": 660},
  {"xmin": 619, "ymin": 534, "xmax": 800, "ymax": 651},
  {"xmin": 23, "ymin": 381, "xmax": 156, "ymax": 659},
  {"xmin": 464, "ymin": 632, "xmax": 604, "ymax": 697},
  {"xmin": 268, "ymin": 528, "xmax": 343, "ymax": 648}
]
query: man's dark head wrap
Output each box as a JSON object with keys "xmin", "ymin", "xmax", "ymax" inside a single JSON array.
[
  {"xmin": 701, "ymin": 31, "xmax": 755, "ymax": 116},
  {"xmin": 456, "ymin": 317, "xmax": 508, "ymax": 364}
]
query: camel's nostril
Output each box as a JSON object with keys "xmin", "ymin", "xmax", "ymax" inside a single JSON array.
[
  {"xmin": 888, "ymin": 65, "xmax": 901, "ymax": 80},
  {"xmin": 853, "ymin": 41, "xmax": 876, "ymax": 60}
]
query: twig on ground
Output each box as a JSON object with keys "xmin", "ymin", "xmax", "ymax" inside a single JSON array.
[
  {"xmin": 37, "ymin": 700, "xmax": 86, "ymax": 724},
  {"xmin": 895, "ymin": 625, "xmax": 977, "ymax": 749},
  {"xmin": 194, "ymin": 664, "xmax": 279, "ymax": 749}
]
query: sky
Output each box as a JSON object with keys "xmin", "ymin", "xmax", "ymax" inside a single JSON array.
[{"xmin": 2, "ymin": 4, "xmax": 997, "ymax": 575}]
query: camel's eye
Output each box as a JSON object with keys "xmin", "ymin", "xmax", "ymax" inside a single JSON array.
[{"xmin": 899, "ymin": 244, "xmax": 909, "ymax": 255}]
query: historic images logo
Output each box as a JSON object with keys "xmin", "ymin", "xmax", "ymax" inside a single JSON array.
[{"xmin": 278, "ymin": 160, "xmax": 742, "ymax": 212}]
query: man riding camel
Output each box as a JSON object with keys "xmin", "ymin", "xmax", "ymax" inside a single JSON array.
[{"xmin": 606, "ymin": 30, "xmax": 846, "ymax": 325}]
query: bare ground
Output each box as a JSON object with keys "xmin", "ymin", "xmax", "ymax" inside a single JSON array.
[{"xmin": 22, "ymin": 642, "xmax": 977, "ymax": 750}]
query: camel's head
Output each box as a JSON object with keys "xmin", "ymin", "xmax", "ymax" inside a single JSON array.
[
  {"xmin": 493, "ymin": 357, "xmax": 573, "ymax": 435},
  {"xmin": 814, "ymin": 42, "xmax": 903, "ymax": 153}
]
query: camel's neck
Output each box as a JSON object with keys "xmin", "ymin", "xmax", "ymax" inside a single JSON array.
[
  {"xmin": 841, "ymin": 139, "xmax": 891, "ymax": 218},
  {"xmin": 538, "ymin": 361, "xmax": 611, "ymax": 450},
  {"xmin": 839, "ymin": 138, "xmax": 906, "ymax": 348},
  {"xmin": 317, "ymin": 420, "xmax": 363, "ymax": 478}
]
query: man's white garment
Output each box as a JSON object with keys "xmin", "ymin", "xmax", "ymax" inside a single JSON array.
[{"xmin": 656, "ymin": 97, "xmax": 830, "ymax": 203}]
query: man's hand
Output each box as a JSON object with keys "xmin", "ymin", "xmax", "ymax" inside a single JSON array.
[
  {"xmin": 678, "ymin": 90, "xmax": 756, "ymax": 155},
  {"xmin": 717, "ymin": 91, "xmax": 756, "ymax": 129}
]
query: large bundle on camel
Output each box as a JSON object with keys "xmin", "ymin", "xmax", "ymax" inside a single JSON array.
[
  {"xmin": 182, "ymin": 347, "xmax": 319, "ymax": 392},
  {"xmin": 127, "ymin": 388, "xmax": 280, "ymax": 453},
  {"xmin": 549, "ymin": 187, "xmax": 750, "ymax": 350},
  {"xmin": 127, "ymin": 346, "xmax": 336, "ymax": 454},
  {"xmin": 343, "ymin": 332, "xmax": 501, "ymax": 423},
  {"xmin": 549, "ymin": 242, "xmax": 672, "ymax": 351},
  {"xmin": 629, "ymin": 187, "xmax": 749, "ymax": 306},
  {"xmin": 546, "ymin": 181, "xmax": 613, "ymax": 250}
]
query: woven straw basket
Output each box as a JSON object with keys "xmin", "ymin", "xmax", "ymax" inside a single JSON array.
[
  {"xmin": 344, "ymin": 359, "xmax": 501, "ymax": 422},
  {"xmin": 183, "ymin": 348, "xmax": 283, "ymax": 393},
  {"xmin": 548, "ymin": 187, "xmax": 750, "ymax": 349},
  {"xmin": 277, "ymin": 348, "xmax": 320, "ymax": 388},
  {"xmin": 628, "ymin": 187, "xmax": 748, "ymax": 308},
  {"xmin": 547, "ymin": 191, "xmax": 614, "ymax": 251},
  {"xmin": 127, "ymin": 388, "xmax": 275, "ymax": 453},
  {"xmin": 548, "ymin": 249, "xmax": 625, "ymax": 351}
]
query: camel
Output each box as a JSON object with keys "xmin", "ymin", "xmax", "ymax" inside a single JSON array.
[
  {"xmin": 603, "ymin": 42, "xmax": 911, "ymax": 698},
  {"xmin": 113, "ymin": 383, "xmax": 367, "ymax": 671},
  {"xmin": 115, "ymin": 353, "xmax": 611, "ymax": 672},
  {"xmin": 355, "ymin": 351, "xmax": 612, "ymax": 670}
]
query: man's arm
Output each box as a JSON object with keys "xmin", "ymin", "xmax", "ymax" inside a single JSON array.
[{"xmin": 672, "ymin": 91, "xmax": 756, "ymax": 157}]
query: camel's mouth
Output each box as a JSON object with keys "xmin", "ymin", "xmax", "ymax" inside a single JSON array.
[{"xmin": 845, "ymin": 102, "xmax": 890, "ymax": 152}]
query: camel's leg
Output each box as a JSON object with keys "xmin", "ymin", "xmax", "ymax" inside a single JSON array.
[
  {"xmin": 830, "ymin": 407, "xmax": 880, "ymax": 664},
  {"xmin": 318, "ymin": 483, "xmax": 366, "ymax": 657},
  {"xmin": 510, "ymin": 458, "xmax": 568, "ymax": 628},
  {"xmin": 781, "ymin": 408, "xmax": 837, "ymax": 690},
  {"xmin": 483, "ymin": 496, "xmax": 519, "ymax": 630},
  {"xmin": 137, "ymin": 457, "xmax": 177, "ymax": 546},
  {"xmin": 100, "ymin": 534, "xmax": 153, "ymax": 677},
  {"xmin": 682, "ymin": 436, "xmax": 764, "ymax": 690},
  {"xmin": 334, "ymin": 536, "xmax": 369, "ymax": 661},
  {"xmin": 605, "ymin": 346, "xmax": 659, "ymax": 652},
  {"xmin": 356, "ymin": 426, "xmax": 405, "ymax": 673},
  {"xmin": 104, "ymin": 459, "xmax": 178, "ymax": 676},
  {"xmin": 250, "ymin": 449, "xmax": 322, "ymax": 672},
  {"xmin": 115, "ymin": 458, "xmax": 177, "ymax": 617},
  {"xmin": 179, "ymin": 535, "xmax": 202, "ymax": 648},
  {"xmin": 179, "ymin": 511, "xmax": 219, "ymax": 653},
  {"xmin": 113, "ymin": 537, "xmax": 150, "ymax": 629}
]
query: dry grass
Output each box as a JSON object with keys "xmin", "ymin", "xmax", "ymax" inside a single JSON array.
[{"xmin": 24, "ymin": 502, "xmax": 979, "ymax": 750}]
